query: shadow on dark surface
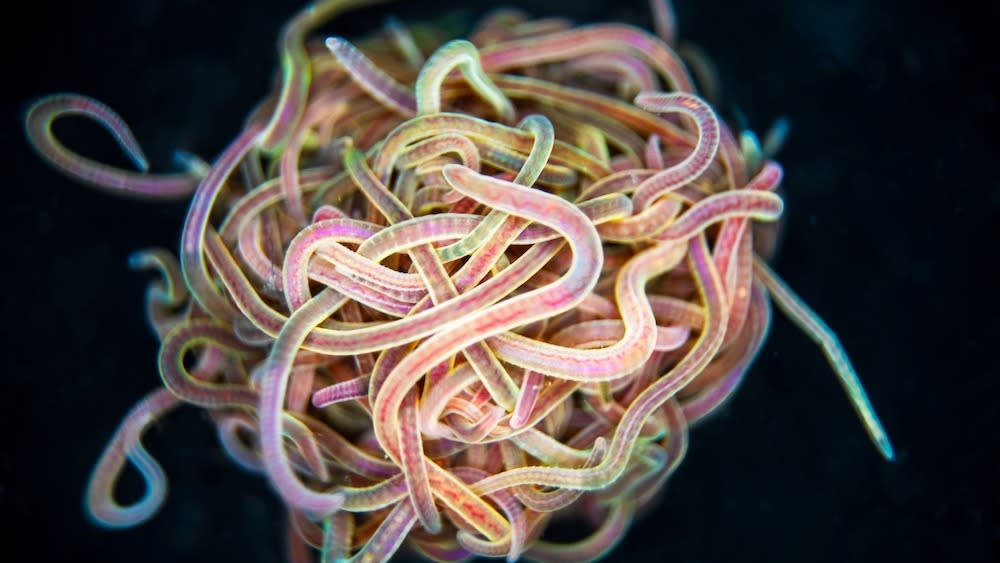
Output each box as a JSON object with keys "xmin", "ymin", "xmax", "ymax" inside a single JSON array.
[{"xmin": 3, "ymin": 1, "xmax": 993, "ymax": 562}]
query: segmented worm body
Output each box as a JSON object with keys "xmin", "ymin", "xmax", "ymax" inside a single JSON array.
[{"xmin": 25, "ymin": 1, "xmax": 892, "ymax": 561}]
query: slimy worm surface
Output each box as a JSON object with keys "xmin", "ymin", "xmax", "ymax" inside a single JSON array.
[{"xmin": 24, "ymin": 1, "xmax": 893, "ymax": 561}]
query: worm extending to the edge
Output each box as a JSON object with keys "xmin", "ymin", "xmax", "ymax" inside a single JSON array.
[{"xmin": 24, "ymin": 0, "xmax": 893, "ymax": 561}]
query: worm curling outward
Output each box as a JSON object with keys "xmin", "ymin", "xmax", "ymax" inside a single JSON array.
[{"xmin": 25, "ymin": 0, "xmax": 893, "ymax": 561}]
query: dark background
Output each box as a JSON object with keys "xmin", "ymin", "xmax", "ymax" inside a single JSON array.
[{"xmin": 3, "ymin": 0, "xmax": 994, "ymax": 562}]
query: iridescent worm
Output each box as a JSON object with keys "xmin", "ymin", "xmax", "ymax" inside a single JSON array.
[{"xmin": 24, "ymin": 0, "xmax": 894, "ymax": 561}]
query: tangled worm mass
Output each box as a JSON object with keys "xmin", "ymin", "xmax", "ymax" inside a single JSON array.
[{"xmin": 25, "ymin": 0, "xmax": 893, "ymax": 561}]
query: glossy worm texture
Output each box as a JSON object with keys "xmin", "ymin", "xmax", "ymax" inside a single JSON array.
[{"xmin": 24, "ymin": 0, "xmax": 893, "ymax": 561}]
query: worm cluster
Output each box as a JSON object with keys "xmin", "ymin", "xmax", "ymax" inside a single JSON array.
[{"xmin": 25, "ymin": 1, "xmax": 891, "ymax": 561}]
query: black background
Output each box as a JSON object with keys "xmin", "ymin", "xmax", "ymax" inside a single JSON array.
[{"xmin": 3, "ymin": 0, "xmax": 994, "ymax": 562}]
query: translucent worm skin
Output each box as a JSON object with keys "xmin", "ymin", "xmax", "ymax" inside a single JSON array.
[
  {"xmin": 128, "ymin": 249, "xmax": 189, "ymax": 338},
  {"xmin": 260, "ymin": 290, "xmax": 348, "ymax": 516},
  {"xmin": 438, "ymin": 115, "xmax": 554, "ymax": 263},
  {"xmin": 85, "ymin": 388, "xmax": 179, "ymax": 528},
  {"xmin": 312, "ymin": 375, "xmax": 369, "ymax": 408},
  {"xmin": 384, "ymin": 16, "xmax": 425, "ymax": 69},
  {"xmin": 681, "ymin": 282, "xmax": 770, "ymax": 424},
  {"xmin": 485, "ymin": 240, "xmax": 687, "ymax": 380},
  {"xmin": 325, "ymin": 37, "xmax": 418, "ymax": 117},
  {"xmin": 479, "ymin": 24, "xmax": 695, "ymax": 93},
  {"xmin": 320, "ymin": 511, "xmax": 354, "ymax": 561},
  {"xmin": 416, "ymin": 40, "xmax": 516, "ymax": 123},
  {"xmin": 349, "ymin": 144, "xmax": 527, "ymax": 531},
  {"xmin": 470, "ymin": 235, "xmax": 726, "ymax": 495},
  {"xmin": 652, "ymin": 0, "xmax": 678, "ymax": 46},
  {"xmin": 713, "ymin": 160, "xmax": 784, "ymax": 278},
  {"xmin": 28, "ymin": 1, "xmax": 895, "ymax": 561},
  {"xmin": 158, "ymin": 321, "xmax": 259, "ymax": 408},
  {"xmin": 373, "ymin": 113, "xmax": 610, "ymax": 183},
  {"xmin": 24, "ymin": 95, "xmax": 198, "ymax": 199},
  {"xmin": 258, "ymin": 0, "xmax": 389, "ymax": 151},
  {"xmin": 395, "ymin": 133, "xmax": 480, "ymax": 175},
  {"xmin": 453, "ymin": 467, "xmax": 528, "ymax": 562},
  {"xmin": 566, "ymin": 52, "xmax": 659, "ymax": 97},
  {"xmin": 215, "ymin": 412, "xmax": 266, "ymax": 473},
  {"xmin": 372, "ymin": 164, "xmax": 601, "ymax": 528},
  {"xmin": 280, "ymin": 89, "xmax": 353, "ymax": 225},
  {"xmin": 631, "ymin": 92, "xmax": 721, "ymax": 211},
  {"xmin": 182, "ymin": 122, "xmax": 265, "ymax": 320},
  {"xmin": 754, "ymin": 260, "xmax": 895, "ymax": 460},
  {"xmin": 654, "ymin": 189, "xmax": 784, "ymax": 242},
  {"xmin": 212, "ymin": 220, "xmax": 563, "ymax": 355},
  {"xmin": 527, "ymin": 503, "xmax": 630, "ymax": 562},
  {"xmin": 399, "ymin": 391, "xmax": 440, "ymax": 533}
]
